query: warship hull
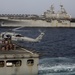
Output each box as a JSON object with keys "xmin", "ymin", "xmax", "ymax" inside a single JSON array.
[{"xmin": 0, "ymin": 19, "xmax": 75, "ymax": 27}]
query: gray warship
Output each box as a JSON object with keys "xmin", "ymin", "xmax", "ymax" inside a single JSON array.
[
  {"xmin": 0, "ymin": 4, "xmax": 75, "ymax": 27},
  {"xmin": 0, "ymin": 34, "xmax": 39, "ymax": 75}
]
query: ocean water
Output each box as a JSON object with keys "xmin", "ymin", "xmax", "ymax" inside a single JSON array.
[
  {"xmin": 39, "ymin": 57, "xmax": 75, "ymax": 75},
  {"xmin": 1, "ymin": 27, "xmax": 75, "ymax": 75}
]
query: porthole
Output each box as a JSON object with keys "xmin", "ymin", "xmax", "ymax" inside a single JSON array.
[
  {"xmin": 27, "ymin": 59, "xmax": 34, "ymax": 66},
  {"xmin": 0, "ymin": 61, "xmax": 4, "ymax": 67}
]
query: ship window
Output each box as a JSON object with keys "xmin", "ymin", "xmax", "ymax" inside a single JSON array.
[
  {"xmin": 27, "ymin": 59, "xmax": 34, "ymax": 66},
  {"xmin": 0, "ymin": 61, "xmax": 4, "ymax": 67},
  {"xmin": 6, "ymin": 60, "xmax": 22, "ymax": 67}
]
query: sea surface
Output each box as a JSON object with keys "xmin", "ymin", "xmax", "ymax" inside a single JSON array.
[{"xmin": 1, "ymin": 27, "xmax": 75, "ymax": 75}]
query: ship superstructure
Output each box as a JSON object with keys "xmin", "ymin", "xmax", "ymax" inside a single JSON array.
[
  {"xmin": 44, "ymin": 5, "xmax": 71, "ymax": 26},
  {"xmin": 0, "ymin": 4, "xmax": 74, "ymax": 27},
  {"xmin": 0, "ymin": 35, "xmax": 39, "ymax": 75},
  {"xmin": 44, "ymin": 5, "xmax": 71, "ymax": 20}
]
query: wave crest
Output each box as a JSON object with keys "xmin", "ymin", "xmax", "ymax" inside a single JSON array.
[{"xmin": 39, "ymin": 64, "xmax": 75, "ymax": 73}]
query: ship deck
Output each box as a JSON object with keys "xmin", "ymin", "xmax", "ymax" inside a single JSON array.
[
  {"xmin": 0, "ymin": 47, "xmax": 39, "ymax": 59},
  {"xmin": 0, "ymin": 48, "xmax": 33, "ymax": 54}
]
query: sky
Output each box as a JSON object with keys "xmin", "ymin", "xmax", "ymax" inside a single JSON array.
[{"xmin": 0, "ymin": 0, "xmax": 75, "ymax": 17}]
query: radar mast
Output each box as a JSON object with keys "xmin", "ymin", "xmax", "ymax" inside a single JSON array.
[
  {"xmin": 60, "ymin": 4, "xmax": 67, "ymax": 14},
  {"xmin": 50, "ymin": 4, "xmax": 55, "ymax": 14}
]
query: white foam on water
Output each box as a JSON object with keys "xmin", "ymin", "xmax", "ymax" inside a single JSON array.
[{"xmin": 39, "ymin": 64, "xmax": 75, "ymax": 72}]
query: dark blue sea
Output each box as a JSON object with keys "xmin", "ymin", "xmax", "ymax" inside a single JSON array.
[{"xmin": 1, "ymin": 27, "xmax": 75, "ymax": 75}]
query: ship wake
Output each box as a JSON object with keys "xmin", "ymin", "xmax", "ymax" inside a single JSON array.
[{"xmin": 38, "ymin": 57, "xmax": 75, "ymax": 75}]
